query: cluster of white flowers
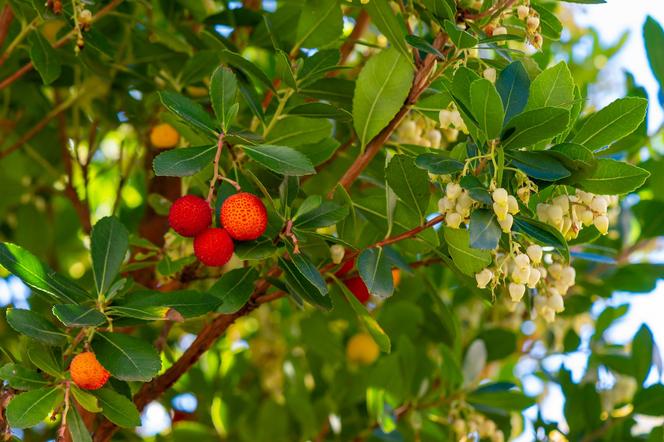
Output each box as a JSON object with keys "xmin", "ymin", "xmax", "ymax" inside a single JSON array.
[
  {"xmin": 451, "ymin": 412, "xmax": 504, "ymax": 442},
  {"xmin": 438, "ymin": 182, "xmax": 476, "ymax": 229},
  {"xmin": 439, "ymin": 104, "xmax": 468, "ymax": 141},
  {"xmin": 395, "ymin": 115, "xmax": 444, "ymax": 148},
  {"xmin": 536, "ymin": 190, "xmax": 618, "ymax": 240},
  {"xmin": 475, "ymin": 244, "xmax": 575, "ymax": 323},
  {"xmin": 491, "ymin": 187, "xmax": 520, "ymax": 232},
  {"xmin": 515, "ymin": 4, "xmax": 543, "ymax": 48}
]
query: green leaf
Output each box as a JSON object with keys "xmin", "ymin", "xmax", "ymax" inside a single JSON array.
[
  {"xmin": 525, "ymin": 61, "xmax": 574, "ymax": 110},
  {"xmin": 444, "ymin": 20, "xmax": 479, "ymax": 49},
  {"xmin": 92, "ymin": 333, "xmax": 161, "ymax": 382},
  {"xmin": 153, "ymin": 145, "xmax": 216, "ymax": 177},
  {"xmin": 27, "ymin": 343, "xmax": 62, "ymax": 378},
  {"xmin": 644, "ymin": 17, "xmax": 664, "ymax": 91},
  {"xmin": 496, "ymin": 61, "xmax": 530, "ymax": 124},
  {"xmin": 71, "ymin": 385, "xmax": 102, "ymax": 413},
  {"xmin": 634, "ymin": 385, "xmax": 664, "ymax": 416},
  {"xmin": 279, "ymin": 258, "xmax": 332, "ymax": 310},
  {"xmin": 121, "ymin": 290, "xmax": 220, "ymax": 318},
  {"xmin": 293, "ymin": 201, "xmax": 348, "ymax": 229},
  {"xmin": 6, "ymin": 387, "xmax": 63, "ymax": 428},
  {"xmin": 265, "ymin": 116, "xmax": 332, "ymax": 147},
  {"xmin": 414, "ymin": 153, "xmax": 464, "ymax": 175},
  {"xmin": 275, "ymin": 50, "xmax": 297, "ymax": 90},
  {"xmin": 209, "ymin": 268, "xmax": 258, "ymax": 314},
  {"xmin": 507, "ymin": 150, "xmax": 571, "ymax": 181},
  {"xmin": 219, "ymin": 50, "xmax": 276, "ymax": 92},
  {"xmin": 443, "ymin": 228, "xmax": 492, "ymax": 276},
  {"xmin": 532, "ymin": 5, "xmax": 562, "ymax": 40},
  {"xmin": 460, "ymin": 175, "xmax": 493, "ymax": 205},
  {"xmin": 0, "ymin": 242, "xmax": 91, "ymax": 303},
  {"xmin": 159, "ymin": 91, "xmax": 218, "ymax": 139},
  {"xmin": 467, "ymin": 389, "xmax": 535, "ymax": 412},
  {"xmin": 385, "ymin": 155, "xmax": 430, "ymax": 219},
  {"xmin": 91, "ymin": 216, "xmax": 129, "ymax": 296},
  {"xmin": 107, "ymin": 306, "xmax": 176, "ymax": 321},
  {"xmin": 353, "ymin": 48, "xmax": 414, "ymax": 148},
  {"xmin": 478, "ymin": 329, "xmax": 517, "ymax": 361},
  {"xmin": 6, "ymin": 308, "xmax": 67, "ymax": 346},
  {"xmin": 295, "ymin": 0, "xmax": 342, "ymax": 49},
  {"xmin": 501, "ymin": 107, "xmax": 570, "ymax": 149},
  {"xmin": 512, "ymin": 216, "xmax": 569, "ymax": 260},
  {"xmin": 547, "ymin": 143, "xmax": 596, "ymax": 177},
  {"xmin": 210, "ymin": 66, "xmax": 238, "ymax": 132},
  {"xmin": 298, "ymin": 49, "xmax": 341, "ymax": 86},
  {"xmin": 421, "ymin": 0, "xmax": 455, "ymax": 22},
  {"xmin": 469, "ymin": 209, "xmax": 501, "ymax": 250},
  {"xmin": 235, "ymin": 240, "xmax": 281, "ymax": 261},
  {"xmin": 288, "ymin": 103, "xmax": 351, "ymax": 121},
  {"xmin": 576, "ymin": 159, "xmax": 649, "ymax": 194},
  {"xmin": 290, "ymin": 253, "xmax": 328, "ymax": 297},
  {"xmin": 358, "ymin": 247, "xmax": 394, "ymax": 299},
  {"xmin": 334, "ymin": 278, "xmax": 391, "ymax": 353},
  {"xmin": 632, "ymin": 324, "xmax": 654, "ymax": 385},
  {"xmin": 365, "ymin": 0, "xmax": 412, "ymax": 61},
  {"xmin": 52, "ymin": 305, "xmax": 106, "ymax": 327},
  {"xmin": 300, "ymin": 78, "xmax": 355, "ymax": 106},
  {"xmin": 28, "ymin": 32, "xmax": 61, "ymax": 85},
  {"xmin": 68, "ymin": 406, "xmax": 93, "ymax": 442},
  {"xmin": 0, "ymin": 364, "xmax": 48, "ymax": 390},
  {"xmin": 93, "ymin": 388, "xmax": 141, "ymax": 428},
  {"xmin": 405, "ymin": 35, "xmax": 445, "ymax": 58},
  {"xmin": 242, "ymin": 144, "xmax": 315, "ymax": 176},
  {"xmin": 571, "ymin": 97, "xmax": 648, "ymax": 151},
  {"xmin": 470, "ymin": 78, "xmax": 504, "ymax": 140},
  {"xmin": 292, "ymin": 137, "xmax": 342, "ymax": 166}
]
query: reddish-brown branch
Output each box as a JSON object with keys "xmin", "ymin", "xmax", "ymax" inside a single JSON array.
[
  {"xmin": 0, "ymin": 5, "xmax": 13, "ymax": 50},
  {"xmin": 331, "ymin": 33, "xmax": 448, "ymax": 197},
  {"xmin": 0, "ymin": 0, "xmax": 124, "ymax": 91},
  {"xmin": 207, "ymin": 133, "xmax": 225, "ymax": 203},
  {"xmin": 338, "ymin": 10, "xmax": 370, "ymax": 67}
]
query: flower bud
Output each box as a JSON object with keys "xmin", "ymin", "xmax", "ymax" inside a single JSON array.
[
  {"xmin": 548, "ymin": 291, "xmax": 565, "ymax": 312},
  {"xmin": 475, "ymin": 268, "xmax": 494, "ymax": 289},
  {"xmin": 330, "ymin": 244, "xmax": 345, "ymax": 264},
  {"xmin": 483, "ymin": 67, "xmax": 497, "ymax": 83},
  {"xmin": 438, "ymin": 196, "xmax": 455, "ymax": 212},
  {"xmin": 493, "ymin": 202, "xmax": 509, "ymax": 221},
  {"xmin": 446, "ymin": 182, "xmax": 462, "ymax": 200},
  {"xmin": 517, "ymin": 187, "xmax": 530, "ymax": 204},
  {"xmin": 499, "ymin": 213, "xmax": 513, "ymax": 232},
  {"xmin": 594, "ymin": 215, "xmax": 609, "ymax": 235},
  {"xmin": 526, "ymin": 244, "xmax": 543, "ymax": 264},
  {"xmin": 439, "ymin": 110, "xmax": 453, "ymax": 128},
  {"xmin": 591, "ymin": 196, "xmax": 608, "ymax": 214},
  {"xmin": 527, "ymin": 16, "xmax": 540, "ymax": 31},
  {"xmin": 527, "ymin": 268, "xmax": 541, "ymax": 288},
  {"xmin": 509, "ymin": 282, "xmax": 526, "ymax": 302},
  {"xmin": 514, "ymin": 253, "xmax": 530, "ymax": 269},
  {"xmin": 427, "ymin": 129, "xmax": 442, "ymax": 148},
  {"xmin": 507, "ymin": 195, "xmax": 519, "ymax": 214},
  {"xmin": 446, "ymin": 212, "xmax": 463, "ymax": 229},
  {"xmin": 493, "ymin": 26, "xmax": 508, "ymax": 36},
  {"xmin": 492, "ymin": 188, "xmax": 508, "ymax": 204},
  {"xmin": 517, "ymin": 5, "xmax": 530, "ymax": 20}
]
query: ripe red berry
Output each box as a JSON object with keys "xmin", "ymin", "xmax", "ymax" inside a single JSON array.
[
  {"xmin": 194, "ymin": 228, "xmax": 234, "ymax": 267},
  {"xmin": 335, "ymin": 257, "xmax": 355, "ymax": 277},
  {"xmin": 220, "ymin": 192, "xmax": 268, "ymax": 241},
  {"xmin": 70, "ymin": 352, "xmax": 110, "ymax": 390},
  {"xmin": 168, "ymin": 195, "xmax": 212, "ymax": 237},
  {"xmin": 344, "ymin": 276, "xmax": 370, "ymax": 305}
]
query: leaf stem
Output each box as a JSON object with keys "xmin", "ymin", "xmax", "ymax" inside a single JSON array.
[{"xmin": 207, "ymin": 132, "xmax": 226, "ymax": 204}]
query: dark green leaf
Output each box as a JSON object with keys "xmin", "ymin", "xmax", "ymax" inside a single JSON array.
[
  {"xmin": 470, "ymin": 78, "xmax": 504, "ymax": 140},
  {"xmin": 634, "ymin": 385, "xmax": 664, "ymax": 416},
  {"xmin": 52, "ymin": 305, "xmax": 106, "ymax": 327},
  {"xmin": 28, "ymin": 33, "xmax": 61, "ymax": 85},
  {"xmin": 209, "ymin": 268, "xmax": 258, "ymax": 314},
  {"xmin": 405, "ymin": 35, "xmax": 445, "ymax": 58},
  {"xmin": 358, "ymin": 247, "xmax": 394, "ymax": 299},
  {"xmin": 265, "ymin": 116, "xmax": 332, "ymax": 147},
  {"xmin": 467, "ymin": 389, "xmax": 535, "ymax": 412},
  {"xmin": 92, "ymin": 333, "xmax": 161, "ymax": 382},
  {"xmin": 93, "ymin": 387, "xmax": 141, "ymax": 428},
  {"xmin": 460, "ymin": 175, "xmax": 492, "ymax": 205},
  {"xmin": 444, "ymin": 20, "xmax": 479, "ymax": 49},
  {"xmin": 501, "ymin": 107, "xmax": 570, "ymax": 149},
  {"xmin": 219, "ymin": 49, "xmax": 276, "ymax": 92},
  {"xmin": 27, "ymin": 343, "xmax": 62, "ymax": 378},
  {"xmin": 507, "ymin": 150, "xmax": 571, "ymax": 181},
  {"xmin": 6, "ymin": 308, "xmax": 67, "ymax": 346},
  {"xmin": 576, "ymin": 159, "xmax": 649, "ymax": 194},
  {"xmin": 385, "ymin": 155, "xmax": 430, "ymax": 219},
  {"xmin": 496, "ymin": 61, "xmax": 530, "ymax": 124},
  {"xmin": 512, "ymin": 216, "xmax": 569, "ymax": 260},
  {"xmin": 0, "ymin": 242, "xmax": 91, "ymax": 303},
  {"xmin": 279, "ymin": 258, "xmax": 332, "ymax": 310},
  {"xmin": 414, "ymin": 153, "xmax": 464, "ymax": 175},
  {"xmin": 365, "ymin": 1, "xmax": 412, "ymax": 60},
  {"xmin": 159, "ymin": 91, "xmax": 218, "ymax": 139},
  {"xmin": 443, "ymin": 227, "xmax": 492, "ymax": 276},
  {"xmin": 152, "ymin": 145, "xmax": 216, "ymax": 177},
  {"xmin": 0, "ymin": 364, "xmax": 48, "ymax": 390},
  {"xmin": 644, "ymin": 17, "xmax": 664, "ymax": 92},
  {"xmin": 288, "ymin": 103, "xmax": 352, "ymax": 121},
  {"xmin": 632, "ymin": 324, "xmax": 654, "ymax": 385},
  {"xmin": 68, "ymin": 406, "xmax": 93, "ymax": 442},
  {"xmin": 6, "ymin": 387, "xmax": 63, "ymax": 428},
  {"xmin": 294, "ymin": 0, "xmax": 342, "ymax": 50},
  {"xmin": 294, "ymin": 201, "xmax": 348, "ymax": 229},
  {"xmin": 242, "ymin": 144, "xmax": 315, "ymax": 176},
  {"xmin": 121, "ymin": 290, "xmax": 220, "ymax": 318},
  {"xmin": 469, "ymin": 209, "xmax": 501, "ymax": 250},
  {"xmin": 525, "ymin": 61, "xmax": 574, "ymax": 110},
  {"xmin": 91, "ymin": 217, "xmax": 129, "ymax": 296}
]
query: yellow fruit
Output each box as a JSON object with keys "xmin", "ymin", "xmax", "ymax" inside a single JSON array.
[
  {"xmin": 150, "ymin": 123, "xmax": 180, "ymax": 148},
  {"xmin": 392, "ymin": 268, "xmax": 401, "ymax": 287},
  {"xmin": 346, "ymin": 333, "xmax": 380, "ymax": 365}
]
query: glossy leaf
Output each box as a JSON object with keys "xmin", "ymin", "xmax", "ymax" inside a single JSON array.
[
  {"xmin": 153, "ymin": 145, "xmax": 216, "ymax": 177},
  {"xmin": 92, "ymin": 333, "xmax": 161, "ymax": 382},
  {"xmin": 358, "ymin": 247, "xmax": 394, "ymax": 299},
  {"xmin": 469, "ymin": 209, "xmax": 501, "ymax": 250},
  {"xmin": 91, "ymin": 216, "xmax": 129, "ymax": 296},
  {"xmin": 6, "ymin": 387, "xmax": 63, "ymax": 428},
  {"xmin": 209, "ymin": 268, "xmax": 258, "ymax": 314},
  {"xmin": 242, "ymin": 144, "xmax": 315, "ymax": 176},
  {"xmin": 52, "ymin": 305, "xmax": 106, "ymax": 327},
  {"xmin": 444, "ymin": 228, "xmax": 492, "ymax": 276},
  {"xmin": 6, "ymin": 308, "xmax": 67, "ymax": 346}
]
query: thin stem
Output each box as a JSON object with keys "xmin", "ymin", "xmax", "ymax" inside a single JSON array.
[
  {"xmin": 262, "ymin": 89, "xmax": 293, "ymax": 137},
  {"xmin": 0, "ymin": 17, "xmax": 38, "ymax": 67},
  {"xmin": 207, "ymin": 132, "xmax": 226, "ymax": 204},
  {"xmin": 56, "ymin": 381, "xmax": 71, "ymax": 442}
]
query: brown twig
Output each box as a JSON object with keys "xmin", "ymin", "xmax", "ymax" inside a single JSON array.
[
  {"xmin": 0, "ymin": 5, "xmax": 13, "ymax": 51},
  {"xmin": 0, "ymin": 0, "xmax": 124, "ymax": 91},
  {"xmin": 330, "ymin": 32, "xmax": 448, "ymax": 197},
  {"xmin": 207, "ymin": 132, "xmax": 225, "ymax": 203},
  {"xmin": 56, "ymin": 381, "xmax": 71, "ymax": 442},
  {"xmin": 338, "ymin": 10, "xmax": 370, "ymax": 68}
]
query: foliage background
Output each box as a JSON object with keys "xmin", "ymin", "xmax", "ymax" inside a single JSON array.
[{"xmin": 0, "ymin": 0, "xmax": 663, "ymax": 441}]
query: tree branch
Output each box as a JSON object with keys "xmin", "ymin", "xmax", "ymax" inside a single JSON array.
[
  {"xmin": 331, "ymin": 32, "xmax": 448, "ymax": 196},
  {"xmin": 0, "ymin": 5, "xmax": 14, "ymax": 51},
  {"xmin": 338, "ymin": 10, "xmax": 370, "ymax": 67},
  {"xmin": 0, "ymin": 0, "xmax": 124, "ymax": 91}
]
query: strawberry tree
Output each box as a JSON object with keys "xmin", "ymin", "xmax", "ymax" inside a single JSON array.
[{"xmin": 0, "ymin": 0, "xmax": 663, "ymax": 441}]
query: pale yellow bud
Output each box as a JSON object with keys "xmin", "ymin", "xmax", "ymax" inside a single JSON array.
[
  {"xmin": 526, "ymin": 244, "xmax": 543, "ymax": 264},
  {"xmin": 591, "ymin": 196, "xmax": 608, "ymax": 214},
  {"xmin": 483, "ymin": 67, "xmax": 497, "ymax": 83},
  {"xmin": 492, "ymin": 188, "xmax": 509, "ymax": 204},
  {"xmin": 438, "ymin": 197, "xmax": 455, "ymax": 212},
  {"xmin": 499, "ymin": 213, "xmax": 513, "ymax": 232},
  {"xmin": 427, "ymin": 129, "xmax": 442, "ymax": 148},
  {"xmin": 514, "ymin": 253, "xmax": 530, "ymax": 269},
  {"xmin": 527, "ymin": 16, "xmax": 540, "ymax": 31},
  {"xmin": 446, "ymin": 182, "xmax": 462, "ymax": 200},
  {"xmin": 330, "ymin": 244, "xmax": 345, "ymax": 264},
  {"xmin": 475, "ymin": 268, "xmax": 494, "ymax": 289},
  {"xmin": 511, "ymin": 265, "xmax": 530, "ymax": 284},
  {"xmin": 446, "ymin": 212, "xmax": 463, "ymax": 229},
  {"xmin": 517, "ymin": 5, "xmax": 530, "ymax": 20},
  {"xmin": 493, "ymin": 202, "xmax": 509, "ymax": 221},
  {"xmin": 507, "ymin": 195, "xmax": 519, "ymax": 214},
  {"xmin": 493, "ymin": 26, "xmax": 508, "ymax": 36},
  {"xmin": 594, "ymin": 215, "xmax": 609, "ymax": 234},
  {"xmin": 548, "ymin": 291, "xmax": 565, "ymax": 312},
  {"xmin": 527, "ymin": 268, "xmax": 541, "ymax": 288},
  {"xmin": 509, "ymin": 282, "xmax": 526, "ymax": 302},
  {"xmin": 517, "ymin": 187, "xmax": 530, "ymax": 204},
  {"xmin": 581, "ymin": 209, "xmax": 594, "ymax": 226},
  {"xmin": 553, "ymin": 195, "xmax": 570, "ymax": 213}
]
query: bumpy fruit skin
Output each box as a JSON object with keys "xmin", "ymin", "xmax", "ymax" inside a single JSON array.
[
  {"xmin": 344, "ymin": 276, "xmax": 370, "ymax": 304},
  {"xmin": 220, "ymin": 193, "xmax": 268, "ymax": 241},
  {"xmin": 168, "ymin": 195, "xmax": 212, "ymax": 237},
  {"xmin": 346, "ymin": 333, "xmax": 380, "ymax": 365},
  {"xmin": 194, "ymin": 228, "xmax": 234, "ymax": 267},
  {"xmin": 150, "ymin": 123, "xmax": 180, "ymax": 148},
  {"xmin": 70, "ymin": 352, "xmax": 110, "ymax": 390}
]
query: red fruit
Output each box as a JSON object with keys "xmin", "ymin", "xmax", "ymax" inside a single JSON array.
[
  {"xmin": 335, "ymin": 257, "xmax": 355, "ymax": 277},
  {"xmin": 220, "ymin": 192, "xmax": 267, "ymax": 241},
  {"xmin": 168, "ymin": 195, "xmax": 212, "ymax": 237},
  {"xmin": 194, "ymin": 228, "xmax": 234, "ymax": 267},
  {"xmin": 344, "ymin": 276, "xmax": 370, "ymax": 305},
  {"xmin": 70, "ymin": 352, "xmax": 110, "ymax": 390}
]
